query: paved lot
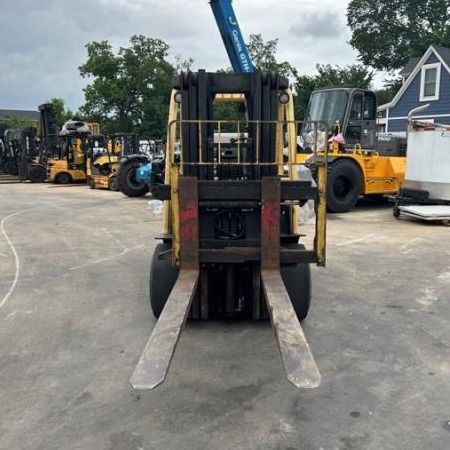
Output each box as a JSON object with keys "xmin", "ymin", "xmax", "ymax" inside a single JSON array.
[{"xmin": 1, "ymin": 183, "xmax": 449, "ymax": 450}]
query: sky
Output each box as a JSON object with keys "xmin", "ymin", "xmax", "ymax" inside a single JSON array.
[{"xmin": 0, "ymin": 0, "xmax": 384, "ymax": 112}]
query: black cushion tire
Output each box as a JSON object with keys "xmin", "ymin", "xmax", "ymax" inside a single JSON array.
[
  {"xmin": 327, "ymin": 159, "xmax": 362, "ymax": 213},
  {"xmin": 108, "ymin": 176, "xmax": 118, "ymax": 191},
  {"xmin": 149, "ymin": 243, "xmax": 179, "ymax": 318},
  {"xmin": 281, "ymin": 244, "xmax": 311, "ymax": 321},
  {"xmin": 56, "ymin": 172, "xmax": 71, "ymax": 184},
  {"xmin": 4, "ymin": 159, "xmax": 18, "ymax": 175},
  {"xmin": 27, "ymin": 165, "xmax": 46, "ymax": 183}
]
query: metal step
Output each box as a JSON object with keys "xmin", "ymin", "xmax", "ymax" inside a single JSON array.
[
  {"xmin": 262, "ymin": 269, "xmax": 321, "ymax": 389},
  {"xmin": 130, "ymin": 269, "xmax": 199, "ymax": 389},
  {"xmin": 0, "ymin": 174, "xmax": 21, "ymax": 184}
]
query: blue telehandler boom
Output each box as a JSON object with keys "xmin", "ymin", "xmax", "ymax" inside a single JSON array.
[
  {"xmin": 117, "ymin": 0, "xmax": 254, "ymax": 197},
  {"xmin": 209, "ymin": 0, "xmax": 254, "ymax": 73}
]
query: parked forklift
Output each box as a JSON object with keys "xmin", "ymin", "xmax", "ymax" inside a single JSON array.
[
  {"xmin": 0, "ymin": 129, "xmax": 24, "ymax": 175},
  {"xmin": 47, "ymin": 118, "xmax": 91, "ymax": 184},
  {"xmin": 301, "ymin": 87, "xmax": 407, "ymax": 212},
  {"xmin": 18, "ymin": 126, "xmax": 47, "ymax": 183},
  {"xmin": 130, "ymin": 70, "xmax": 328, "ymax": 390},
  {"xmin": 86, "ymin": 134, "xmax": 115, "ymax": 190}
]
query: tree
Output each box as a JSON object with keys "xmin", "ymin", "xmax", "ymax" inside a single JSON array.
[
  {"xmin": 347, "ymin": 0, "xmax": 450, "ymax": 71},
  {"xmin": 292, "ymin": 64, "xmax": 374, "ymax": 119},
  {"xmin": 49, "ymin": 98, "xmax": 73, "ymax": 128},
  {"xmin": 247, "ymin": 33, "xmax": 296, "ymax": 78},
  {"xmin": 292, "ymin": 74, "xmax": 316, "ymax": 121},
  {"xmin": 213, "ymin": 34, "xmax": 297, "ymax": 121},
  {"xmin": 312, "ymin": 64, "xmax": 373, "ymax": 89},
  {"xmin": 375, "ymin": 77, "xmax": 403, "ymax": 106},
  {"xmin": 79, "ymin": 35, "xmax": 182, "ymax": 138}
]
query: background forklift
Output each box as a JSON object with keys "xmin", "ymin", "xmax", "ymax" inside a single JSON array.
[
  {"xmin": 87, "ymin": 133, "xmax": 146, "ymax": 191},
  {"xmin": 130, "ymin": 70, "xmax": 328, "ymax": 390},
  {"xmin": 0, "ymin": 129, "xmax": 23, "ymax": 176},
  {"xmin": 86, "ymin": 133, "xmax": 115, "ymax": 190},
  {"xmin": 46, "ymin": 118, "xmax": 91, "ymax": 184},
  {"xmin": 18, "ymin": 126, "xmax": 48, "ymax": 183},
  {"xmin": 18, "ymin": 103, "xmax": 62, "ymax": 183},
  {"xmin": 301, "ymin": 87, "xmax": 407, "ymax": 212}
]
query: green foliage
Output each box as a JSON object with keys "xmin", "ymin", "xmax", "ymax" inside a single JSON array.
[
  {"xmin": 313, "ymin": 64, "xmax": 373, "ymax": 89},
  {"xmin": 292, "ymin": 64, "xmax": 374, "ymax": 119},
  {"xmin": 0, "ymin": 116, "xmax": 36, "ymax": 130},
  {"xmin": 292, "ymin": 74, "xmax": 316, "ymax": 121},
  {"xmin": 347, "ymin": 0, "xmax": 450, "ymax": 71},
  {"xmin": 247, "ymin": 34, "xmax": 296, "ymax": 78},
  {"xmin": 79, "ymin": 35, "xmax": 181, "ymax": 138},
  {"xmin": 374, "ymin": 77, "xmax": 403, "ymax": 106},
  {"xmin": 49, "ymin": 98, "xmax": 73, "ymax": 127}
]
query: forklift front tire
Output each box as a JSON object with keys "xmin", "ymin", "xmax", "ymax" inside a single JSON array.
[
  {"xmin": 56, "ymin": 172, "xmax": 71, "ymax": 184},
  {"xmin": 27, "ymin": 165, "xmax": 46, "ymax": 183},
  {"xmin": 327, "ymin": 159, "xmax": 362, "ymax": 213},
  {"xmin": 280, "ymin": 244, "xmax": 311, "ymax": 321},
  {"xmin": 149, "ymin": 243, "xmax": 179, "ymax": 318},
  {"xmin": 108, "ymin": 176, "xmax": 118, "ymax": 191}
]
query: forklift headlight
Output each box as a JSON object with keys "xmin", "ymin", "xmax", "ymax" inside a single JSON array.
[
  {"xmin": 174, "ymin": 91, "xmax": 182, "ymax": 104},
  {"xmin": 279, "ymin": 92, "xmax": 290, "ymax": 104}
]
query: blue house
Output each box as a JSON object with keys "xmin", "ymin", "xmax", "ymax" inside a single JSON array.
[{"xmin": 377, "ymin": 45, "xmax": 450, "ymax": 135}]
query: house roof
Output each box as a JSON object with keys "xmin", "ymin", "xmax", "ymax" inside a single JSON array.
[
  {"xmin": 378, "ymin": 45, "xmax": 450, "ymax": 111},
  {"xmin": 399, "ymin": 57, "xmax": 420, "ymax": 77},
  {"xmin": 433, "ymin": 44, "xmax": 450, "ymax": 67},
  {"xmin": 0, "ymin": 109, "xmax": 40, "ymax": 121}
]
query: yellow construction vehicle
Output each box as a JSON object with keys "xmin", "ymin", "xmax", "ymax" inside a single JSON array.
[
  {"xmin": 130, "ymin": 70, "xmax": 328, "ymax": 390},
  {"xmin": 300, "ymin": 87, "xmax": 406, "ymax": 212},
  {"xmin": 86, "ymin": 134, "xmax": 118, "ymax": 190},
  {"xmin": 87, "ymin": 133, "xmax": 140, "ymax": 191},
  {"xmin": 15, "ymin": 103, "xmax": 62, "ymax": 183},
  {"xmin": 47, "ymin": 122, "xmax": 88, "ymax": 184}
]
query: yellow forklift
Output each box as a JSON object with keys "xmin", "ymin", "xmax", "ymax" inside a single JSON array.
[
  {"xmin": 17, "ymin": 103, "xmax": 63, "ymax": 183},
  {"xmin": 87, "ymin": 133, "xmax": 139, "ymax": 191},
  {"xmin": 300, "ymin": 87, "xmax": 406, "ymax": 212},
  {"xmin": 47, "ymin": 118, "xmax": 92, "ymax": 184},
  {"xmin": 130, "ymin": 70, "xmax": 328, "ymax": 390}
]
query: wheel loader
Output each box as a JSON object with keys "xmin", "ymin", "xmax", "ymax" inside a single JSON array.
[
  {"xmin": 300, "ymin": 87, "xmax": 407, "ymax": 212},
  {"xmin": 130, "ymin": 70, "xmax": 328, "ymax": 390}
]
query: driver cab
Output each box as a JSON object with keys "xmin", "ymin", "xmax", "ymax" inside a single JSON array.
[{"xmin": 344, "ymin": 90, "xmax": 377, "ymax": 150}]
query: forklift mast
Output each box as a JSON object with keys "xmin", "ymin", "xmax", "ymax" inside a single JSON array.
[
  {"xmin": 209, "ymin": 0, "xmax": 254, "ymax": 73},
  {"xmin": 38, "ymin": 103, "xmax": 59, "ymax": 157},
  {"xmin": 177, "ymin": 70, "xmax": 283, "ymax": 179}
]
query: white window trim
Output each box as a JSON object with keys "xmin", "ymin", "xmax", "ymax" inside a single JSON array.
[{"xmin": 419, "ymin": 62, "xmax": 441, "ymax": 101}]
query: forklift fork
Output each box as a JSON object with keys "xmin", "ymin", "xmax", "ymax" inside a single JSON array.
[{"xmin": 131, "ymin": 177, "xmax": 320, "ymax": 390}]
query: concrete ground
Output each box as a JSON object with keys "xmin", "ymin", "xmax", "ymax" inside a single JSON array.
[{"xmin": 0, "ymin": 183, "xmax": 449, "ymax": 450}]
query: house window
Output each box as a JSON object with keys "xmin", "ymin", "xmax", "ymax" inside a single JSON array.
[{"xmin": 420, "ymin": 63, "xmax": 441, "ymax": 101}]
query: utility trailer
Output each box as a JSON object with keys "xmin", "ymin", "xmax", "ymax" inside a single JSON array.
[
  {"xmin": 393, "ymin": 106, "xmax": 450, "ymax": 224},
  {"xmin": 131, "ymin": 71, "xmax": 328, "ymax": 390}
]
